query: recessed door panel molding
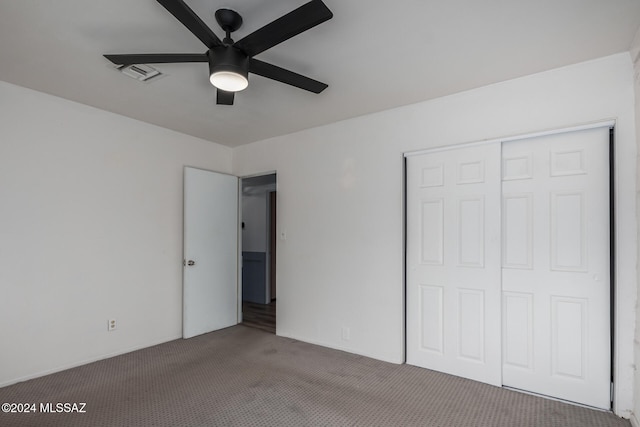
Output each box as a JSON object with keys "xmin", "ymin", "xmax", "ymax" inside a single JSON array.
[
  {"xmin": 457, "ymin": 289, "xmax": 485, "ymax": 362},
  {"xmin": 420, "ymin": 284, "xmax": 444, "ymax": 353},
  {"xmin": 457, "ymin": 197, "xmax": 485, "ymax": 268},
  {"xmin": 551, "ymin": 191, "xmax": 587, "ymax": 272},
  {"xmin": 550, "ymin": 149, "xmax": 586, "ymax": 177},
  {"xmin": 420, "ymin": 199, "xmax": 444, "ymax": 265},
  {"xmin": 502, "ymin": 292, "xmax": 533, "ymax": 370},
  {"xmin": 552, "ymin": 296, "xmax": 587, "ymax": 379},
  {"xmin": 421, "ymin": 163, "xmax": 445, "ymax": 188},
  {"xmin": 407, "ymin": 142, "xmax": 501, "ymax": 387},
  {"xmin": 502, "ymin": 193, "xmax": 533, "ymax": 269},
  {"xmin": 503, "ymin": 153, "xmax": 533, "ymax": 181},
  {"xmin": 501, "ymin": 126, "xmax": 610, "ymax": 409},
  {"xmin": 457, "ymin": 160, "xmax": 485, "ymax": 184}
]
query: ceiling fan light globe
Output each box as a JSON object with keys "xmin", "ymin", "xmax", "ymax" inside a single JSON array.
[{"xmin": 210, "ymin": 71, "xmax": 248, "ymax": 92}]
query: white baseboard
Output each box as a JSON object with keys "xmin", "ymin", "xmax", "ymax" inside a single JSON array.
[
  {"xmin": 276, "ymin": 331, "xmax": 403, "ymax": 365},
  {"xmin": 0, "ymin": 334, "xmax": 180, "ymax": 388}
]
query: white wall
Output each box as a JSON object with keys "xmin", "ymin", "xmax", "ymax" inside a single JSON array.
[
  {"xmin": 0, "ymin": 81, "xmax": 232, "ymax": 386},
  {"xmin": 232, "ymin": 53, "xmax": 637, "ymax": 417}
]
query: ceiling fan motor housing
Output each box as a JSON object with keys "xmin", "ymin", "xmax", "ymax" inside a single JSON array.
[{"xmin": 208, "ymin": 46, "xmax": 249, "ymax": 91}]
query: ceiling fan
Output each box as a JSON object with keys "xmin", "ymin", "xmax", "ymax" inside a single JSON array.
[{"xmin": 104, "ymin": 0, "xmax": 333, "ymax": 105}]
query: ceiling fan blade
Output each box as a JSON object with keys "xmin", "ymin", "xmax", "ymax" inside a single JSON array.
[
  {"xmin": 156, "ymin": 0, "xmax": 222, "ymax": 48},
  {"xmin": 235, "ymin": 0, "xmax": 333, "ymax": 57},
  {"xmin": 249, "ymin": 59, "xmax": 327, "ymax": 93},
  {"xmin": 104, "ymin": 53, "xmax": 208, "ymax": 65},
  {"xmin": 217, "ymin": 90, "xmax": 235, "ymax": 105}
]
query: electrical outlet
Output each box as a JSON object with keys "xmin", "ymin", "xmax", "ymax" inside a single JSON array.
[
  {"xmin": 341, "ymin": 326, "xmax": 350, "ymax": 341},
  {"xmin": 108, "ymin": 319, "xmax": 117, "ymax": 331}
]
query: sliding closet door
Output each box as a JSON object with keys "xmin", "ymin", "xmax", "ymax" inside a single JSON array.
[
  {"xmin": 501, "ymin": 128, "xmax": 610, "ymax": 409},
  {"xmin": 406, "ymin": 142, "xmax": 502, "ymax": 386}
]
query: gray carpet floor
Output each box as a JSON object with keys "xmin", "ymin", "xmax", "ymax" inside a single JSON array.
[{"xmin": 0, "ymin": 325, "xmax": 630, "ymax": 426}]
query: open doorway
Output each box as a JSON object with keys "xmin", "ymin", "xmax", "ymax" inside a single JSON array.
[{"xmin": 241, "ymin": 173, "xmax": 276, "ymax": 333}]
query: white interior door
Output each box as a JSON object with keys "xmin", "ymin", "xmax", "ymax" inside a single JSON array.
[
  {"xmin": 406, "ymin": 142, "xmax": 502, "ymax": 386},
  {"xmin": 183, "ymin": 167, "xmax": 239, "ymax": 339},
  {"xmin": 501, "ymin": 127, "xmax": 610, "ymax": 409}
]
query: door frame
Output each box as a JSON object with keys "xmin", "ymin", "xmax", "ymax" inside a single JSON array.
[
  {"xmin": 269, "ymin": 190, "xmax": 277, "ymax": 302},
  {"xmin": 239, "ymin": 171, "xmax": 278, "ymax": 320},
  {"xmin": 403, "ymin": 119, "xmax": 618, "ymax": 407}
]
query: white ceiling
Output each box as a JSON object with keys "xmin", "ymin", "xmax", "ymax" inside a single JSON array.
[{"xmin": 1, "ymin": 1, "xmax": 639, "ymax": 147}]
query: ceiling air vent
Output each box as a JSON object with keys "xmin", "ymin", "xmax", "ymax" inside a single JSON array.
[{"xmin": 117, "ymin": 64, "xmax": 161, "ymax": 82}]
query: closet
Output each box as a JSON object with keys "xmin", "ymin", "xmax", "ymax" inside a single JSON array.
[{"xmin": 406, "ymin": 125, "xmax": 611, "ymax": 409}]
